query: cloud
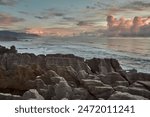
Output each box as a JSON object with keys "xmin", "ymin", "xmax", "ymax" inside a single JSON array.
[
  {"xmin": 19, "ymin": 11, "xmax": 30, "ymax": 15},
  {"xmin": 34, "ymin": 9, "xmax": 65, "ymax": 20},
  {"xmin": 63, "ymin": 17, "xmax": 76, "ymax": 21},
  {"xmin": 0, "ymin": 0, "xmax": 18, "ymax": 6},
  {"xmin": 105, "ymin": 15, "xmax": 150, "ymax": 37},
  {"xmin": 124, "ymin": 1, "xmax": 150, "ymax": 9},
  {"xmin": 0, "ymin": 13, "xmax": 25, "ymax": 26},
  {"xmin": 34, "ymin": 16, "xmax": 49, "ymax": 20},
  {"xmin": 77, "ymin": 20, "xmax": 94, "ymax": 26},
  {"xmin": 26, "ymin": 27, "xmax": 80, "ymax": 37}
]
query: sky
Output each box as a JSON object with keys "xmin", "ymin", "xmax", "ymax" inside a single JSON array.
[{"xmin": 0, "ymin": 0, "xmax": 150, "ymax": 36}]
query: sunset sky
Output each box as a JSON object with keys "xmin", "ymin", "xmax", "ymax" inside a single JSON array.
[{"xmin": 0, "ymin": 0, "xmax": 150, "ymax": 36}]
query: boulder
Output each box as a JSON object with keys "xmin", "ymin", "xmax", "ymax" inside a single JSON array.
[
  {"xmin": 72, "ymin": 88, "xmax": 93, "ymax": 100},
  {"xmin": 22, "ymin": 89, "xmax": 44, "ymax": 100},
  {"xmin": 54, "ymin": 79, "xmax": 72, "ymax": 100}
]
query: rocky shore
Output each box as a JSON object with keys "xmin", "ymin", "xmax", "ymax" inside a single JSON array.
[{"xmin": 0, "ymin": 45, "xmax": 150, "ymax": 100}]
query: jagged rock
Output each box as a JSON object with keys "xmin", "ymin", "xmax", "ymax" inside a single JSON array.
[
  {"xmin": 113, "ymin": 81, "xmax": 129, "ymax": 87},
  {"xmin": 47, "ymin": 66, "xmax": 79, "ymax": 86},
  {"xmin": 81, "ymin": 79, "xmax": 105, "ymax": 87},
  {"xmin": 54, "ymin": 79, "xmax": 72, "ymax": 100},
  {"xmin": 110, "ymin": 58, "xmax": 123, "ymax": 72},
  {"xmin": 0, "ymin": 45, "xmax": 150, "ymax": 100},
  {"xmin": 130, "ymin": 82, "xmax": 146, "ymax": 89},
  {"xmin": 100, "ymin": 72, "xmax": 126, "ymax": 86},
  {"xmin": 114, "ymin": 86, "xmax": 150, "ymax": 99},
  {"xmin": 45, "ymin": 54, "xmax": 90, "ymax": 72},
  {"xmin": 127, "ymin": 72, "xmax": 150, "ymax": 83},
  {"xmin": 86, "ymin": 58, "xmax": 122, "ymax": 74},
  {"xmin": 37, "ymin": 70, "xmax": 59, "ymax": 85},
  {"xmin": 51, "ymin": 76, "xmax": 65, "ymax": 84},
  {"xmin": 109, "ymin": 91, "xmax": 148, "ymax": 100},
  {"xmin": 77, "ymin": 70, "xmax": 88, "ymax": 80},
  {"xmin": 128, "ymin": 87, "xmax": 150, "ymax": 99},
  {"xmin": 0, "ymin": 93, "xmax": 21, "ymax": 100},
  {"xmin": 22, "ymin": 89, "xmax": 44, "ymax": 100},
  {"xmin": 35, "ymin": 79, "xmax": 47, "ymax": 89},
  {"xmin": 137, "ymin": 81, "xmax": 150, "ymax": 91},
  {"xmin": 0, "ymin": 45, "xmax": 17, "ymax": 55},
  {"xmin": 114, "ymin": 86, "xmax": 129, "ymax": 92},
  {"xmin": 88, "ymin": 86, "xmax": 114, "ymax": 99},
  {"xmin": 72, "ymin": 88, "xmax": 93, "ymax": 100}
]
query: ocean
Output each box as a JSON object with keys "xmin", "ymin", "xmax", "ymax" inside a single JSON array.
[{"xmin": 1, "ymin": 35, "xmax": 150, "ymax": 73}]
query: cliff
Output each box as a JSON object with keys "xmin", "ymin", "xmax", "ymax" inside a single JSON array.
[{"xmin": 0, "ymin": 45, "xmax": 150, "ymax": 100}]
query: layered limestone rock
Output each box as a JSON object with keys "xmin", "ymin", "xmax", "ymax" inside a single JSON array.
[{"xmin": 0, "ymin": 45, "xmax": 150, "ymax": 100}]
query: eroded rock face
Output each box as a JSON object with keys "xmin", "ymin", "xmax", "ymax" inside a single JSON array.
[
  {"xmin": 100, "ymin": 72, "xmax": 126, "ymax": 86},
  {"xmin": 0, "ymin": 45, "xmax": 150, "ymax": 100},
  {"xmin": 22, "ymin": 89, "xmax": 44, "ymax": 100},
  {"xmin": 86, "ymin": 58, "xmax": 122, "ymax": 74}
]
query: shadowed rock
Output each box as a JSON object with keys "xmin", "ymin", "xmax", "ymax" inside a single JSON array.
[
  {"xmin": 22, "ymin": 89, "xmax": 44, "ymax": 100},
  {"xmin": 0, "ymin": 45, "xmax": 150, "ymax": 100}
]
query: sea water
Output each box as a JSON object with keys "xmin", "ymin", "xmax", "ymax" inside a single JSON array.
[{"xmin": 0, "ymin": 35, "xmax": 150, "ymax": 73}]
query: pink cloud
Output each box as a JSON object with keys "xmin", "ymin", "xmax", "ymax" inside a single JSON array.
[
  {"xmin": 0, "ymin": 13, "xmax": 25, "ymax": 26},
  {"xmin": 105, "ymin": 15, "xmax": 150, "ymax": 36}
]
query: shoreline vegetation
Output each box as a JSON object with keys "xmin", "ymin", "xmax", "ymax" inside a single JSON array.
[{"xmin": 0, "ymin": 45, "xmax": 150, "ymax": 100}]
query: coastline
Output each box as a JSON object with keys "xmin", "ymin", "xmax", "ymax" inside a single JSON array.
[{"xmin": 0, "ymin": 45, "xmax": 150, "ymax": 100}]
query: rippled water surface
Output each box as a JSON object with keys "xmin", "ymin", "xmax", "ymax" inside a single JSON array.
[{"xmin": 1, "ymin": 36, "xmax": 150, "ymax": 73}]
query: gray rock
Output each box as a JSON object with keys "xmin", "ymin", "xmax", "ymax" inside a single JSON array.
[
  {"xmin": 127, "ymin": 72, "xmax": 150, "ymax": 84},
  {"xmin": 128, "ymin": 87, "xmax": 150, "ymax": 99},
  {"xmin": 54, "ymin": 80, "xmax": 72, "ymax": 100},
  {"xmin": 100, "ymin": 72, "xmax": 126, "ymax": 86},
  {"xmin": 114, "ymin": 86, "xmax": 129, "ymax": 92},
  {"xmin": 81, "ymin": 79, "xmax": 105, "ymax": 87},
  {"xmin": 77, "ymin": 70, "xmax": 88, "ymax": 80},
  {"xmin": 109, "ymin": 91, "xmax": 148, "ymax": 100},
  {"xmin": 72, "ymin": 88, "xmax": 92, "ymax": 100},
  {"xmin": 88, "ymin": 86, "xmax": 114, "ymax": 99},
  {"xmin": 113, "ymin": 81, "xmax": 129, "ymax": 87},
  {"xmin": 35, "ymin": 79, "xmax": 47, "ymax": 89},
  {"xmin": 137, "ymin": 81, "xmax": 150, "ymax": 91},
  {"xmin": 22, "ymin": 89, "xmax": 44, "ymax": 100}
]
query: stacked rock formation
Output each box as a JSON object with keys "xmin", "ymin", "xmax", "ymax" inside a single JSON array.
[{"xmin": 0, "ymin": 45, "xmax": 150, "ymax": 100}]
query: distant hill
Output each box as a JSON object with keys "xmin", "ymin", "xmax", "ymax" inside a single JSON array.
[{"xmin": 0, "ymin": 30, "xmax": 39, "ymax": 41}]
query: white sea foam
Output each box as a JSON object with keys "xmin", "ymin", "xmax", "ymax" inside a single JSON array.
[{"xmin": 0, "ymin": 36, "xmax": 150, "ymax": 73}]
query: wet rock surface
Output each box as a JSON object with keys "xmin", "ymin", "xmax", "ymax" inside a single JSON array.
[{"xmin": 0, "ymin": 45, "xmax": 150, "ymax": 100}]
